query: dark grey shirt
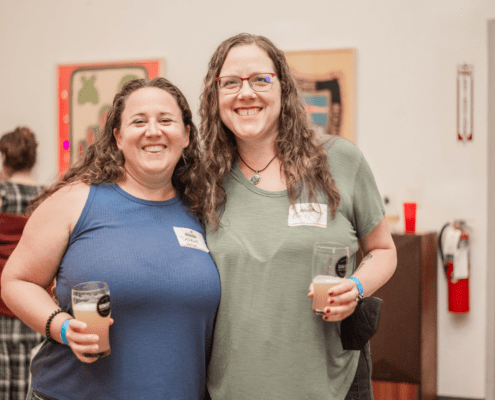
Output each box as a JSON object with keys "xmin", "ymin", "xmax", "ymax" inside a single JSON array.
[{"xmin": 0, "ymin": 181, "xmax": 43, "ymax": 214}]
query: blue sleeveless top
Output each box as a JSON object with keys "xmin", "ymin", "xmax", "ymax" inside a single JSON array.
[{"xmin": 31, "ymin": 184, "xmax": 221, "ymax": 400}]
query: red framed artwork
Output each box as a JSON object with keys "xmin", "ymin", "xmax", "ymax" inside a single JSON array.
[{"xmin": 57, "ymin": 59, "xmax": 163, "ymax": 175}]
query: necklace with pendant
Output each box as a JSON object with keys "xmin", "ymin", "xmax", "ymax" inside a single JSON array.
[{"xmin": 237, "ymin": 152, "xmax": 277, "ymax": 185}]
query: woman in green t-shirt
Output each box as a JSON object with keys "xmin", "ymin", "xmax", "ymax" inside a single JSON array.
[{"xmin": 195, "ymin": 33, "xmax": 397, "ymax": 400}]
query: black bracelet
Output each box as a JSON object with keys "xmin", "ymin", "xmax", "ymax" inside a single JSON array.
[{"xmin": 45, "ymin": 308, "xmax": 68, "ymax": 344}]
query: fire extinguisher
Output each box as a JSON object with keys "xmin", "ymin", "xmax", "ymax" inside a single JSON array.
[{"xmin": 438, "ymin": 220, "xmax": 470, "ymax": 313}]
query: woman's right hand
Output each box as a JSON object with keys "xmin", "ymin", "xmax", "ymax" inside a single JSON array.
[{"xmin": 64, "ymin": 318, "xmax": 114, "ymax": 363}]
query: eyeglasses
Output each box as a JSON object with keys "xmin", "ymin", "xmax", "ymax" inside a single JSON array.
[{"xmin": 216, "ymin": 73, "xmax": 276, "ymax": 94}]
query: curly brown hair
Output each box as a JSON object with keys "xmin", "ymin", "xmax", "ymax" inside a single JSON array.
[
  {"xmin": 0, "ymin": 126, "xmax": 38, "ymax": 172},
  {"xmin": 197, "ymin": 33, "xmax": 340, "ymax": 228},
  {"xmin": 29, "ymin": 77, "xmax": 204, "ymax": 216}
]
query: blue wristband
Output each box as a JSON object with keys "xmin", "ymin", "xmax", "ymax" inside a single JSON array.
[
  {"xmin": 348, "ymin": 276, "xmax": 364, "ymax": 296},
  {"xmin": 60, "ymin": 319, "xmax": 71, "ymax": 346}
]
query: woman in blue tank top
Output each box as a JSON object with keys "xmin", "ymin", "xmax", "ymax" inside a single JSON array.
[{"xmin": 1, "ymin": 78, "xmax": 221, "ymax": 400}]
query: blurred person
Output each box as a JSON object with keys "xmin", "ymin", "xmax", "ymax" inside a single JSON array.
[
  {"xmin": 2, "ymin": 78, "xmax": 220, "ymax": 400},
  {"xmin": 0, "ymin": 126, "xmax": 44, "ymax": 400},
  {"xmin": 0, "ymin": 127, "xmax": 43, "ymax": 213},
  {"xmin": 196, "ymin": 33, "xmax": 397, "ymax": 400}
]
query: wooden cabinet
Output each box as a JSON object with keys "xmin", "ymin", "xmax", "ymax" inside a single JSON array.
[{"xmin": 367, "ymin": 232, "xmax": 438, "ymax": 400}]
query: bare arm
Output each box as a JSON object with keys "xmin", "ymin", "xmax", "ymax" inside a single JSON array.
[
  {"xmin": 1, "ymin": 182, "xmax": 104, "ymax": 362},
  {"xmin": 348, "ymin": 216, "xmax": 397, "ymax": 297},
  {"xmin": 308, "ymin": 216, "xmax": 397, "ymax": 321}
]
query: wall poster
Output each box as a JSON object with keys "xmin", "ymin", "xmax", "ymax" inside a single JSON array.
[
  {"xmin": 57, "ymin": 59, "xmax": 163, "ymax": 175},
  {"xmin": 284, "ymin": 49, "xmax": 356, "ymax": 143}
]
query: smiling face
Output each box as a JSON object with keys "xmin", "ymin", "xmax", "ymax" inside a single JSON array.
[
  {"xmin": 113, "ymin": 87, "xmax": 190, "ymax": 187},
  {"xmin": 218, "ymin": 44, "xmax": 281, "ymax": 148}
]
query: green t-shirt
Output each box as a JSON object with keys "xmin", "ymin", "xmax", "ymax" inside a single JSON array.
[{"xmin": 206, "ymin": 137, "xmax": 385, "ymax": 399}]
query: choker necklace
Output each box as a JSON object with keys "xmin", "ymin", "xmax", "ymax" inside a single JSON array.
[{"xmin": 237, "ymin": 152, "xmax": 277, "ymax": 185}]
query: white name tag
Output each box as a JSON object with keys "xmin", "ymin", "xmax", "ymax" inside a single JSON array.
[
  {"xmin": 173, "ymin": 227, "xmax": 210, "ymax": 253},
  {"xmin": 288, "ymin": 203, "xmax": 327, "ymax": 228}
]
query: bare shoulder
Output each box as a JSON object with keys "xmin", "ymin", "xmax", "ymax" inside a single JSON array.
[
  {"xmin": 39, "ymin": 181, "xmax": 90, "ymax": 208},
  {"xmin": 30, "ymin": 181, "xmax": 91, "ymax": 233},
  {"xmin": 52, "ymin": 181, "xmax": 91, "ymax": 198}
]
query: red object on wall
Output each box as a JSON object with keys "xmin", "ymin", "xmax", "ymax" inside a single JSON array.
[
  {"xmin": 445, "ymin": 261, "xmax": 470, "ymax": 313},
  {"xmin": 444, "ymin": 231, "xmax": 470, "ymax": 313},
  {"xmin": 57, "ymin": 59, "xmax": 162, "ymax": 176}
]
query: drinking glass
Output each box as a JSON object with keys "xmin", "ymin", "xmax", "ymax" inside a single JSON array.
[
  {"xmin": 71, "ymin": 281, "xmax": 111, "ymax": 358},
  {"xmin": 403, "ymin": 202, "xmax": 417, "ymax": 233},
  {"xmin": 311, "ymin": 244, "xmax": 350, "ymax": 315}
]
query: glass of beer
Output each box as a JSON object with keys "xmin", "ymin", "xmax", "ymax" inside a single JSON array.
[
  {"xmin": 311, "ymin": 244, "xmax": 350, "ymax": 315},
  {"xmin": 71, "ymin": 281, "xmax": 111, "ymax": 358}
]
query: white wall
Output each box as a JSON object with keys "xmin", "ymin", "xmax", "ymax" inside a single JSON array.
[
  {"xmin": 1, "ymin": 0, "xmax": 494, "ymax": 398},
  {"xmin": 486, "ymin": 19, "xmax": 495, "ymax": 400}
]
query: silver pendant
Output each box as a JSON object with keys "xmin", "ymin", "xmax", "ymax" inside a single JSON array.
[{"xmin": 250, "ymin": 174, "xmax": 261, "ymax": 185}]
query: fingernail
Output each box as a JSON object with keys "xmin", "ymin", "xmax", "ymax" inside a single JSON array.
[{"xmin": 329, "ymin": 299, "xmax": 334, "ymax": 304}]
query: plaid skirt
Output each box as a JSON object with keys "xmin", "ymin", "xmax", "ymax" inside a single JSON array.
[{"xmin": 0, "ymin": 315, "xmax": 43, "ymax": 400}]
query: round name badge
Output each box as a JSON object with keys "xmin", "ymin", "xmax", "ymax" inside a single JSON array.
[
  {"xmin": 335, "ymin": 256, "xmax": 348, "ymax": 278},
  {"xmin": 97, "ymin": 295, "xmax": 111, "ymax": 317}
]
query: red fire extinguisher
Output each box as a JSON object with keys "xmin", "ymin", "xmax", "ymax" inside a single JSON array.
[{"xmin": 439, "ymin": 220, "xmax": 470, "ymax": 313}]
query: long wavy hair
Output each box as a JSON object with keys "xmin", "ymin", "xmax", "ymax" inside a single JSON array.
[
  {"xmin": 29, "ymin": 77, "xmax": 203, "ymax": 216},
  {"xmin": 197, "ymin": 33, "xmax": 340, "ymax": 228}
]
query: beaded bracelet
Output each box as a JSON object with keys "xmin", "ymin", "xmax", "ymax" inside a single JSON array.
[{"xmin": 45, "ymin": 308, "xmax": 69, "ymax": 344}]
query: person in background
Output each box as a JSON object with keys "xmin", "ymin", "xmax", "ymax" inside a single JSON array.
[
  {"xmin": 0, "ymin": 127, "xmax": 43, "ymax": 213},
  {"xmin": 2, "ymin": 78, "xmax": 220, "ymax": 400},
  {"xmin": 196, "ymin": 33, "xmax": 397, "ymax": 399},
  {"xmin": 0, "ymin": 126, "xmax": 44, "ymax": 400}
]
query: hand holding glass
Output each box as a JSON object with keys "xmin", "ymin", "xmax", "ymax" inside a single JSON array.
[
  {"xmin": 311, "ymin": 244, "xmax": 349, "ymax": 315},
  {"xmin": 71, "ymin": 281, "xmax": 111, "ymax": 358}
]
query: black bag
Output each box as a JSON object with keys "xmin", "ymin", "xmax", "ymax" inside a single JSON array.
[{"xmin": 340, "ymin": 296, "xmax": 382, "ymax": 350}]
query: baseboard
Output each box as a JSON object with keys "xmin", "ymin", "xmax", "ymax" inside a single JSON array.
[{"xmin": 437, "ymin": 396, "xmax": 484, "ymax": 400}]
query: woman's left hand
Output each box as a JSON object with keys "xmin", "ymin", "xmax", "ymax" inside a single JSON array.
[{"xmin": 307, "ymin": 279, "xmax": 360, "ymax": 321}]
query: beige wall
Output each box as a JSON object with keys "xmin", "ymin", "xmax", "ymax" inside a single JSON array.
[{"xmin": 1, "ymin": 0, "xmax": 494, "ymax": 397}]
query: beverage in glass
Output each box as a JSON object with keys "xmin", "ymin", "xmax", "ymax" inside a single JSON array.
[
  {"xmin": 311, "ymin": 244, "xmax": 349, "ymax": 315},
  {"xmin": 71, "ymin": 281, "xmax": 111, "ymax": 358}
]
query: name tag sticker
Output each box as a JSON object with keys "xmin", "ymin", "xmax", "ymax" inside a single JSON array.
[
  {"xmin": 288, "ymin": 203, "xmax": 327, "ymax": 228},
  {"xmin": 173, "ymin": 227, "xmax": 210, "ymax": 253}
]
